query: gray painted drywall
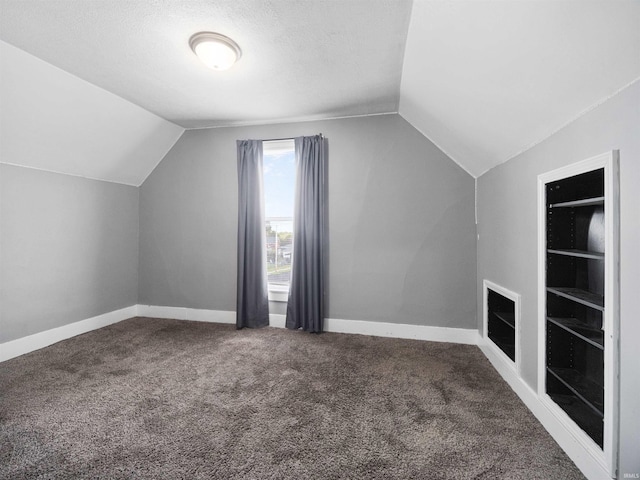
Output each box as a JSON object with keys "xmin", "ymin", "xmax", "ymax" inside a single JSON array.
[
  {"xmin": 476, "ymin": 80, "xmax": 640, "ymax": 476},
  {"xmin": 139, "ymin": 114, "xmax": 477, "ymax": 328},
  {"xmin": 0, "ymin": 164, "xmax": 139, "ymax": 343}
]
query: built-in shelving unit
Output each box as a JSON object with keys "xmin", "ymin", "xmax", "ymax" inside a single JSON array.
[
  {"xmin": 538, "ymin": 152, "xmax": 619, "ymax": 475},
  {"xmin": 546, "ymin": 168, "xmax": 605, "ymax": 448},
  {"xmin": 484, "ymin": 280, "xmax": 519, "ymax": 369}
]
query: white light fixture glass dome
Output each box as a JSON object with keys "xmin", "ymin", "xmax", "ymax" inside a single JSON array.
[{"xmin": 189, "ymin": 32, "xmax": 241, "ymax": 71}]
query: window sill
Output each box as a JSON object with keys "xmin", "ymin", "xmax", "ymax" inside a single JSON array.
[{"xmin": 268, "ymin": 284, "xmax": 289, "ymax": 303}]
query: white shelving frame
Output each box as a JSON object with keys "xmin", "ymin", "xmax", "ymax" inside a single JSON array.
[
  {"xmin": 537, "ymin": 151, "xmax": 620, "ymax": 477},
  {"xmin": 483, "ymin": 279, "xmax": 521, "ymax": 375}
]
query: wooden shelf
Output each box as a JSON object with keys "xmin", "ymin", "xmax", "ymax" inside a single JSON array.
[
  {"xmin": 550, "ymin": 196, "xmax": 604, "ymax": 208},
  {"xmin": 547, "ymin": 367, "xmax": 604, "ymax": 417},
  {"xmin": 547, "ymin": 287, "xmax": 604, "ymax": 311},
  {"xmin": 492, "ymin": 311, "xmax": 515, "ymax": 329},
  {"xmin": 489, "ymin": 334, "xmax": 515, "ymax": 361},
  {"xmin": 547, "ymin": 249, "xmax": 604, "ymax": 260},
  {"xmin": 547, "ymin": 317, "xmax": 604, "ymax": 350},
  {"xmin": 548, "ymin": 393, "xmax": 603, "ymax": 448},
  {"xmin": 543, "ymin": 164, "xmax": 612, "ymax": 454}
]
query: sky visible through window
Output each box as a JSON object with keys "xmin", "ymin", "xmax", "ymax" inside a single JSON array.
[
  {"xmin": 263, "ymin": 142, "xmax": 295, "ymax": 286},
  {"xmin": 263, "ymin": 148, "xmax": 295, "ymax": 218}
]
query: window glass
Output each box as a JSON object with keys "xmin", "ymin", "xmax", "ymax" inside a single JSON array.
[{"xmin": 263, "ymin": 140, "xmax": 295, "ymax": 287}]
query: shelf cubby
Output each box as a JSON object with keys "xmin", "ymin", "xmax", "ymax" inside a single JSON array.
[
  {"xmin": 493, "ymin": 311, "xmax": 515, "ymax": 329},
  {"xmin": 547, "ymin": 390, "xmax": 604, "ymax": 448},
  {"xmin": 547, "ymin": 287, "xmax": 604, "ymax": 311},
  {"xmin": 547, "ymin": 366, "xmax": 604, "ymax": 417},
  {"xmin": 540, "ymin": 153, "xmax": 618, "ymax": 472},
  {"xmin": 544, "ymin": 166, "xmax": 607, "ymax": 450},
  {"xmin": 487, "ymin": 287, "xmax": 516, "ymax": 362},
  {"xmin": 547, "ymin": 317, "xmax": 603, "ymax": 350}
]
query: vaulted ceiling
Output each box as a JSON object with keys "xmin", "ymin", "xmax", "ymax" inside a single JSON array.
[
  {"xmin": 400, "ymin": 0, "xmax": 640, "ymax": 176},
  {"xmin": 1, "ymin": 0, "xmax": 639, "ymax": 183}
]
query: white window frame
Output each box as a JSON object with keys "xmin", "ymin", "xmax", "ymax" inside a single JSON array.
[{"xmin": 263, "ymin": 139, "xmax": 295, "ymax": 303}]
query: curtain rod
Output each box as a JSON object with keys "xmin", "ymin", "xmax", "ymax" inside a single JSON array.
[{"xmin": 261, "ymin": 133, "xmax": 323, "ymax": 142}]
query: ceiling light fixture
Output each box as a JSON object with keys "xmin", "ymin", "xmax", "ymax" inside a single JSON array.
[{"xmin": 189, "ymin": 32, "xmax": 242, "ymax": 71}]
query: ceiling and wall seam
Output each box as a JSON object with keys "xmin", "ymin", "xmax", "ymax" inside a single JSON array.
[
  {"xmin": 1, "ymin": 41, "xmax": 185, "ymax": 186},
  {"xmin": 398, "ymin": 1, "xmax": 640, "ymax": 178},
  {"xmin": 398, "ymin": 113, "xmax": 476, "ymax": 178},
  {"xmin": 136, "ymin": 131, "xmax": 186, "ymax": 187},
  {"xmin": 392, "ymin": 0, "xmax": 415, "ymax": 114},
  {"xmin": 481, "ymin": 76, "xmax": 640, "ymax": 179},
  {"xmin": 2, "ymin": 1, "xmax": 637, "ymax": 186},
  {"xmin": 474, "ymin": 178, "xmax": 478, "ymax": 226},
  {"xmin": 2, "ymin": 120, "xmax": 184, "ymax": 187},
  {"xmin": 183, "ymin": 111, "xmax": 400, "ymax": 131},
  {"xmin": 0, "ymin": 162, "xmax": 140, "ymax": 188}
]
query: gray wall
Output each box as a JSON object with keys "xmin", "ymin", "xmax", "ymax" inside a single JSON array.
[
  {"xmin": 476, "ymin": 81, "xmax": 640, "ymax": 475},
  {"xmin": 139, "ymin": 114, "xmax": 477, "ymax": 328},
  {"xmin": 0, "ymin": 164, "xmax": 139, "ymax": 343}
]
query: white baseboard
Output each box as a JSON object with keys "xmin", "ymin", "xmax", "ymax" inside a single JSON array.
[
  {"xmin": 142, "ymin": 306, "xmax": 479, "ymax": 345},
  {"xmin": 0, "ymin": 305, "xmax": 137, "ymax": 362},
  {"xmin": 269, "ymin": 312, "xmax": 479, "ymax": 344},
  {"xmin": 325, "ymin": 317, "xmax": 480, "ymax": 344},
  {"xmin": 3, "ymin": 306, "xmax": 475, "ymax": 363},
  {"xmin": 136, "ymin": 305, "xmax": 235, "ymax": 324},
  {"xmin": 478, "ymin": 339, "xmax": 611, "ymax": 480}
]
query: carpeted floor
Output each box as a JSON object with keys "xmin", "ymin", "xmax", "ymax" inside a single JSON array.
[{"xmin": 1, "ymin": 317, "xmax": 584, "ymax": 479}]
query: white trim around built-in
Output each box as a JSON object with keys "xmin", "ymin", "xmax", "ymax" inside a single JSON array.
[
  {"xmin": 537, "ymin": 151, "xmax": 620, "ymax": 478},
  {"xmin": 482, "ymin": 279, "xmax": 521, "ymax": 376},
  {"xmin": 478, "ymin": 339, "xmax": 611, "ymax": 480}
]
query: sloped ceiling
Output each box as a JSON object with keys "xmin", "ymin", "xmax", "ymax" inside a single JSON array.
[
  {"xmin": 0, "ymin": 41, "xmax": 184, "ymax": 186},
  {"xmin": 400, "ymin": 0, "xmax": 640, "ymax": 177},
  {"xmin": 1, "ymin": 0, "xmax": 639, "ymax": 182},
  {"xmin": 0, "ymin": 0, "xmax": 412, "ymax": 129}
]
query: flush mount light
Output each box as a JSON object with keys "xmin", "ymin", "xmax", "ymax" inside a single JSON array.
[{"xmin": 189, "ymin": 32, "xmax": 242, "ymax": 71}]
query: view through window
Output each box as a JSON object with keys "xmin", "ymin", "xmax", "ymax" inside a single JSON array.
[{"xmin": 263, "ymin": 140, "xmax": 295, "ymax": 288}]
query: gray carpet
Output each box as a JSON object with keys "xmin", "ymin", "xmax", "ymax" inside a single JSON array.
[{"xmin": 1, "ymin": 317, "xmax": 584, "ymax": 479}]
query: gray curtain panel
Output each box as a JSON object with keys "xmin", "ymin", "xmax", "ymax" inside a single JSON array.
[
  {"xmin": 286, "ymin": 135, "xmax": 327, "ymax": 333},
  {"xmin": 236, "ymin": 139, "xmax": 269, "ymax": 329}
]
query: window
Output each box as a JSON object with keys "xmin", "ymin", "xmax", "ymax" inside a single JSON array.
[{"xmin": 263, "ymin": 139, "xmax": 295, "ymax": 301}]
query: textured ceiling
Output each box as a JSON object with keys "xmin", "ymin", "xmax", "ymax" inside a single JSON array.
[
  {"xmin": 1, "ymin": 0, "xmax": 638, "ymax": 182},
  {"xmin": 0, "ymin": 0, "xmax": 412, "ymax": 129},
  {"xmin": 400, "ymin": 0, "xmax": 640, "ymax": 177}
]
